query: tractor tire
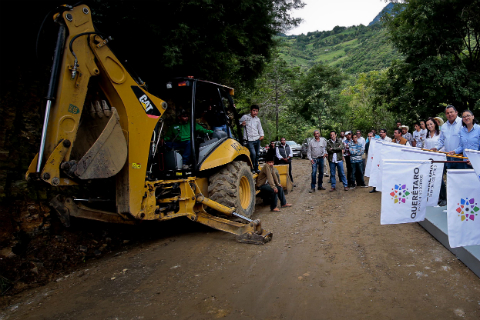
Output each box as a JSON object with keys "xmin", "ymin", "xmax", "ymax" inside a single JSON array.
[{"xmin": 208, "ymin": 161, "xmax": 255, "ymax": 218}]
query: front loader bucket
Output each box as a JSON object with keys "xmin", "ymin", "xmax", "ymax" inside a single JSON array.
[
  {"xmin": 75, "ymin": 107, "xmax": 127, "ymax": 179},
  {"xmin": 236, "ymin": 229, "xmax": 273, "ymax": 245}
]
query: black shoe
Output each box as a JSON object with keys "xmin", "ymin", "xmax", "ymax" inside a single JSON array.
[
  {"xmin": 369, "ymin": 188, "xmax": 377, "ymax": 193},
  {"xmin": 309, "ymin": 189, "xmax": 315, "ymax": 193}
]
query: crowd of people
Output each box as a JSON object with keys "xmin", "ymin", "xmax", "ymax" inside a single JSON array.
[
  {"xmin": 244, "ymin": 104, "xmax": 480, "ymax": 211},
  {"xmin": 304, "ymin": 105, "xmax": 480, "ymax": 207}
]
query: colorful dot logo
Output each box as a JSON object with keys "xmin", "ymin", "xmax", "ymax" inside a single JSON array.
[
  {"xmin": 456, "ymin": 198, "xmax": 479, "ymax": 222},
  {"xmin": 390, "ymin": 184, "xmax": 410, "ymax": 204}
]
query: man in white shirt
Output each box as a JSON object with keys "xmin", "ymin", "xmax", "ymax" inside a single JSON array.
[
  {"xmin": 276, "ymin": 137, "xmax": 294, "ymax": 186},
  {"xmin": 307, "ymin": 130, "xmax": 327, "ymax": 192},
  {"xmin": 412, "ymin": 122, "xmax": 426, "ymax": 148},
  {"xmin": 355, "ymin": 130, "xmax": 366, "ymax": 147},
  {"xmin": 379, "ymin": 128, "xmax": 392, "ymax": 142},
  {"xmin": 432, "ymin": 105, "xmax": 463, "ymax": 169},
  {"xmin": 431, "ymin": 105, "xmax": 463, "ymax": 206},
  {"xmin": 240, "ymin": 105, "xmax": 264, "ymax": 173}
]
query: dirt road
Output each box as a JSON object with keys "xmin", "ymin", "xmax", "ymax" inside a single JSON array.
[{"xmin": 2, "ymin": 159, "xmax": 479, "ymax": 319}]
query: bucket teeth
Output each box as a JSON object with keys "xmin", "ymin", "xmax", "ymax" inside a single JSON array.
[{"xmin": 236, "ymin": 231, "xmax": 273, "ymax": 245}]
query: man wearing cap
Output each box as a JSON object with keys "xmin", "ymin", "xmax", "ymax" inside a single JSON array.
[
  {"xmin": 164, "ymin": 110, "xmax": 214, "ymax": 169},
  {"xmin": 401, "ymin": 125, "xmax": 413, "ymax": 145},
  {"xmin": 256, "ymin": 153, "xmax": 292, "ymax": 212},
  {"xmin": 240, "ymin": 105, "xmax": 264, "ymax": 173},
  {"xmin": 307, "ymin": 130, "xmax": 327, "ymax": 193}
]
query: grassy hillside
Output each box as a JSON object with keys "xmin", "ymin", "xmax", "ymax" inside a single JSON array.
[{"xmin": 277, "ymin": 24, "xmax": 402, "ymax": 74}]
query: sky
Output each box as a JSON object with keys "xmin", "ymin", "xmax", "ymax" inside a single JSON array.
[{"xmin": 286, "ymin": 0, "xmax": 390, "ymax": 35}]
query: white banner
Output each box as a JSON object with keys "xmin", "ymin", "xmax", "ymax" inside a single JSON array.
[
  {"xmin": 368, "ymin": 140, "xmax": 386, "ymax": 187},
  {"xmin": 464, "ymin": 149, "xmax": 480, "ymax": 183},
  {"xmin": 365, "ymin": 138, "xmax": 379, "ymax": 177},
  {"xmin": 398, "ymin": 149, "xmax": 446, "ymax": 206},
  {"xmin": 377, "ymin": 143, "xmax": 407, "ymax": 191},
  {"xmin": 447, "ymin": 169, "xmax": 480, "ymax": 248},
  {"xmin": 381, "ymin": 160, "xmax": 431, "ymax": 225}
]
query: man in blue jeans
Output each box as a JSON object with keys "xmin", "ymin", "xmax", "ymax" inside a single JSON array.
[
  {"xmin": 240, "ymin": 105, "xmax": 264, "ymax": 173},
  {"xmin": 327, "ymin": 131, "xmax": 349, "ymax": 191},
  {"xmin": 307, "ymin": 130, "xmax": 327, "ymax": 192}
]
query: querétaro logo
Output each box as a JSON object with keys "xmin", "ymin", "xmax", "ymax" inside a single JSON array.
[
  {"xmin": 390, "ymin": 184, "xmax": 410, "ymax": 204},
  {"xmin": 456, "ymin": 197, "xmax": 479, "ymax": 222}
]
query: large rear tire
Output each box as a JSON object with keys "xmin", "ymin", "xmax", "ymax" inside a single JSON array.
[{"xmin": 208, "ymin": 161, "xmax": 255, "ymax": 218}]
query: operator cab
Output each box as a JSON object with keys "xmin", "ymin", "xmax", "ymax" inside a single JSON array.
[{"xmin": 147, "ymin": 77, "xmax": 242, "ymax": 180}]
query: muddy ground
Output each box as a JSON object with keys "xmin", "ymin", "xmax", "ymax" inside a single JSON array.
[{"xmin": 1, "ymin": 159, "xmax": 479, "ymax": 319}]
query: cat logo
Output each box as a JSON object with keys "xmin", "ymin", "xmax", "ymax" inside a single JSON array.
[
  {"xmin": 139, "ymin": 94, "xmax": 153, "ymax": 112},
  {"xmin": 131, "ymin": 86, "xmax": 161, "ymax": 117}
]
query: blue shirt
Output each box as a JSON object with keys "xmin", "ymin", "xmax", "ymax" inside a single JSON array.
[
  {"xmin": 436, "ymin": 117, "xmax": 463, "ymax": 152},
  {"xmin": 454, "ymin": 124, "xmax": 480, "ymax": 154},
  {"xmin": 366, "ymin": 134, "xmax": 380, "ymax": 143},
  {"xmin": 349, "ymin": 142, "xmax": 364, "ymax": 163}
]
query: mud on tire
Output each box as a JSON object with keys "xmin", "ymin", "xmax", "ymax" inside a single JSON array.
[{"xmin": 208, "ymin": 161, "xmax": 255, "ymax": 218}]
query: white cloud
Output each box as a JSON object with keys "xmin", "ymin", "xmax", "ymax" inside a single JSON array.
[{"xmin": 287, "ymin": 0, "xmax": 390, "ymax": 35}]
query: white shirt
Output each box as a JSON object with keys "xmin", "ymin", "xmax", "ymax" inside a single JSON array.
[
  {"xmin": 436, "ymin": 116, "xmax": 463, "ymax": 152},
  {"xmin": 357, "ymin": 136, "xmax": 366, "ymax": 148},
  {"xmin": 413, "ymin": 129, "xmax": 427, "ymax": 148},
  {"xmin": 276, "ymin": 143, "xmax": 293, "ymax": 159},
  {"xmin": 381, "ymin": 136, "xmax": 392, "ymax": 142},
  {"xmin": 239, "ymin": 114, "xmax": 264, "ymax": 141},
  {"xmin": 424, "ymin": 132, "xmax": 441, "ymax": 150}
]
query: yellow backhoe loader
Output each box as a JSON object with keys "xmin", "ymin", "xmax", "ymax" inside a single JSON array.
[{"xmin": 25, "ymin": 3, "xmax": 276, "ymax": 244}]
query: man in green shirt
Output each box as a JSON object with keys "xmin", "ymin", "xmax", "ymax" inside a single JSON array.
[{"xmin": 164, "ymin": 110, "xmax": 213, "ymax": 168}]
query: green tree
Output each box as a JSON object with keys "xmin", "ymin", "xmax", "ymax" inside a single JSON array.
[
  {"xmin": 341, "ymin": 71, "xmax": 396, "ymax": 134},
  {"xmin": 383, "ymin": 0, "xmax": 480, "ymax": 117},
  {"xmin": 292, "ymin": 63, "xmax": 346, "ymax": 135},
  {"xmin": 89, "ymin": 0, "xmax": 304, "ymax": 89}
]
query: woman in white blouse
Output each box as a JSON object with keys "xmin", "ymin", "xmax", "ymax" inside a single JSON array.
[{"xmin": 424, "ymin": 117, "xmax": 442, "ymax": 150}]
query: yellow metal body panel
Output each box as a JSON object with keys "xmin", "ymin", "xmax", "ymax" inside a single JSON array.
[
  {"xmin": 274, "ymin": 164, "xmax": 293, "ymax": 193},
  {"xmin": 199, "ymin": 138, "xmax": 252, "ymax": 171}
]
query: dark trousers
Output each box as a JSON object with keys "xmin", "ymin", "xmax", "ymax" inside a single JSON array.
[
  {"xmin": 310, "ymin": 157, "xmax": 324, "ymax": 189},
  {"xmin": 166, "ymin": 141, "xmax": 191, "ymax": 165},
  {"xmin": 247, "ymin": 140, "xmax": 261, "ymax": 171},
  {"xmin": 278, "ymin": 158, "xmax": 293, "ymax": 182},
  {"xmin": 351, "ymin": 161, "xmax": 366, "ymax": 186},
  {"xmin": 259, "ymin": 185, "xmax": 287, "ymax": 210},
  {"xmin": 345, "ymin": 156, "xmax": 354, "ymax": 187}
]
